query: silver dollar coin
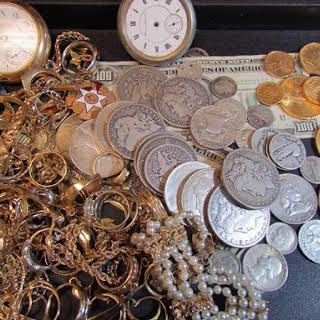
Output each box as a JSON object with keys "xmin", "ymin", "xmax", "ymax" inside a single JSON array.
[
  {"xmin": 299, "ymin": 155, "xmax": 320, "ymax": 184},
  {"xmin": 210, "ymin": 76, "xmax": 237, "ymax": 99},
  {"xmin": 266, "ymin": 222, "xmax": 297, "ymax": 255},
  {"xmin": 235, "ymin": 128, "xmax": 255, "ymax": 149},
  {"xmin": 221, "ymin": 148, "xmax": 280, "ymax": 209},
  {"xmin": 270, "ymin": 173, "xmax": 317, "ymax": 224},
  {"xmin": 251, "ymin": 127, "xmax": 278, "ymax": 155},
  {"xmin": 206, "ymin": 186, "xmax": 270, "ymax": 248},
  {"xmin": 179, "ymin": 167, "xmax": 220, "ymax": 221},
  {"xmin": 106, "ymin": 103, "xmax": 166, "ymax": 160},
  {"xmin": 298, "ymin": 219, "xmax": 320, "ymax": 264},
  {"xmin": 164, "ymin": 161, "xmax": 210, "ymax": 214},
  {"xmin": 115, "ymin": 65, "xmax": 167, "ymax": 107},
  {"xmin": 143, "ymin": 143, "xmax": 197, "ymax": 194},
  {"xmin": 247, "ymin": 105, "xmax": 274, "ymax": 129},
  {"xmin": 243, "ymin": 244, "xmax": 288, "ymax": 291},
  {"xmin": 155, "ymin": 77, "xmax": 211, "ymax": 128},
  {"xmin": 209, "ymin": 250, "xmax": 241, "ymax": 273},
  {"xmin": 268, "ymin": 132, "xmax": 306, "ymax": 170}
]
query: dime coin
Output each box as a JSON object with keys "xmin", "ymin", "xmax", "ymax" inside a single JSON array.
[
  {"xmin": 184, "ymin": 47, "xmax": 209, "ymax": 57},
  {"xmin": 243, "ymin": 244, "xmax": 288, "ymax": 291},
  {"xmin": 299, "ymin": 156, "xmax": 320, "ymax": 184},
  {"xmin": 299, "ymin": 42, "xmax": 320, "ymax": 75},
  {"xmin": 263, "ymin": 51, "xmax": 295, "ymax": 78},
  {"xmin": 235, "ymin": 128, "xmax": 255, "ymax": 149},
  {"xmin": 250, "ymin": 127, "xmax": 278, "ymax": 155},
  {"xmin": 55, "ymin": 114, "xmax": 83, "ymax": 159},
  {"xmin": 179, "ymin": 167, "xmax": 220, "ymax": 220},
  {"xmin": 190, "ymin": 104, "xmax": 239, "ymax": 149},
  {"xmin": 209, "ymin": 250, "xmax": 241, "ymax": 273},
  {"xmin": 298, "ymin": 219, "xmax": 320, "ymax": 264},
  {"xmin": 115, "ymin": 65, "xmax": 167, "ymax": 107},
  {"xmin": 206, "ymin": 186, "xmax": 270, "ymax": 248},
  {"xmin": 302, "ymin": 76, "xmax": 320, "ymax": 105},
  {"xmin": 210, "ymin": 76, "xmax": 237, "ymax": 99},
  {"xmin": 247, "ymin": 105, "xmax": 274, "ymax": 129},
  {"xmin": 266, "ymin": 222, "xmax": 297, "ymax": 255},
  {"xmin": 94, "ymin": 101, "xmax": 131, "ymax": 151},
  {"xmin": 164, "ymin": 161, "xmax": 210, "ymax": 214},
  {"xmin": 69, "ymin": 120, "xmax": 103, "ymax": 175},
  {"xmin": 256, "ymin": 82, "xmax": 284, "ymax": 105},
  {"xmin": 143, "ymin": 143, "xmax": 197, "ymax": 194},
  {"xmin": 268, "ymin": 133, "xmax": 306, "ymax": 170},
  {"xmin": 270, "ymin": 173, "xmax": 317, "ymax": 224},
  {"xmin": 315, "ymin": 127, "xmax": 320, "ymax": 155},
  {"xmin": 154, "ymin": 77, "xmax": 211, "ymax": 128},
  {"xmin": 106, "ymin": 103, "xmax": 166, "ymax": 160},
  {"xmin": 177, "ymin": 62, "xmax": 203, "ymax": 79},
  {"xmin": 221, "ymin": 148, "xmax": 280, "ymax": 209},
  {"xmin": 280, "ymin": 75, "xmax": 320, "ymax": 120}
]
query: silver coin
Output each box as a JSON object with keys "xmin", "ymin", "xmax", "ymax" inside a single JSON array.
[
  {"xmin": 164, "ymin": 161, "xmax": 210, "ymax": 214},
  {"xmin": 221, "ymin": 148, "xmax": 280, "ymax": 209},
  {"xmin": 235, "ymin": 128, "xmax": 256, "ymax": 149},
  {"xmin": 270, "ymin": 173, "xmax": 317, "ymax": 224},
  {"xmin": 243, "ymin": 244, "xmax": 288, "ymax": 291},
  {"xmin": 106, "ymin": 103, "xmax": 166, "ymax": 160},
  {"xmin": 251, "ymin": 127, "xmax": 278, "ymax": 155},
  {"xmin": 299, "ymin": 156, "xmax": 320, "ymax": 184},
  {"xmin": 207, "ymin": 186, "xmax": 270, "ymax": 248},
  {"xmin": 179, "ymin": 167, "xmax": 220, "ymax": 220},
  {"xmin": 115, "ymin": 65, "xmax": 167, "ymax": 106},
  {"xmin": 177, "ymin": 62, "xmax": 203, "ymax": 79},
  {"xmin": 210, "ymin": 76, "xmax": 237, "ymax": 99},
  {"xmin": 209, "ymin": 250, "xmax": 241, "ymax": 273},
  {"xmin": 144, "ymin": 143, "xmax": 197, "ymax": 194},
  {"xmin": 154, "ymin": 77, "xmax": 211, "ymax": 128},
  {"xmin": 190, "ymin": 105, "xmax": 239, "ymax": 149},
  {"xmin": 298, "ymin": 219, "xmax": 320, "ymax": 264},
  {"xmin": 184, "ymin": 47, "xmax": 209, "ymax": 57},
  {"xmin": 134, "ymin": 132, "xmax": 189, "ymax": 194},
  {"xmin": 247, "ymin": 105, "xmax": 274, "ymax": 129},
  {"xmin": 266, "ymin": 222, "xmax": 297, "ymax": 255},
  {"xmin": 268, "ymin": 133, "xmax": 306, "ymax": 170}
]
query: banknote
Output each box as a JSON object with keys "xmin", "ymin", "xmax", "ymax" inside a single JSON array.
[{"xmin": 94, "ymin": 55, "xmax": 319, "ymax": 166}]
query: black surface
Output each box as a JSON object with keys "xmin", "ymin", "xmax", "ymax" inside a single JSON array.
[{"xmin": 22, "ymin": 1, "xmax": 320, "ymax": 319}]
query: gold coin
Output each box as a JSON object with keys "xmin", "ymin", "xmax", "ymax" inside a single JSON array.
[
  {"xmin": 279, "ymin": 75, "xmax": 320, "ymax": 119},
  {"xmin": 302, "ymin": 76, "xmax": 320, "ymax": 105},
  {"xmin": 256, "ymin": 81, "xmax": 284, "ymax": 105},
  {"xmin": 264, "ymin": 51, "xmax": 295, "ymax": 78},
  {"xmin": 299, "ymin": 42, "xmax": 320, "ymax": 75},
  {"xmin": 315, "ymin": 127, "xmax": 320, "ymax": 154}
]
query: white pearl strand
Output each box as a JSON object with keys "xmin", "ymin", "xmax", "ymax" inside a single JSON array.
[{"xmin": 131, "ymin": 211, "xmax": 268, "ymax": 320}]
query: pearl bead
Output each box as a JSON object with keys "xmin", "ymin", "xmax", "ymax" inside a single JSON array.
[
  {"xmin": 171, "ymin": 247, "xmax": 179, "ymax": 255},
  {"xmin": 162, "ymin": 259, "xmax": 172, "ymax": 269},
  {"xmin": 258, "ymin": 312, "xmax": 268, "ymax": 320},
  {"xmin": 238, "ymin": 288, "xmax": 247, "ymax": 297},
  {"xmin": 180, "ymin": 281, "xmax": 190, "ymax": 289},
  {"xmin": 231, "ymin": 316, "xmax": 240, "ymax": 320},
  {"xmin": 153, "ymin": 221, "xmax": 161, "ymax": 229},
  {"xmin": 213, "ymin": 285, "xmax": 222, "ymax": 295},
  {"xmin": 259, "ymin": 300, "xmax": 267, "ymax": 310},
  {"xmin": 198, "ymin": 281, "xmax": 208, "ymax": 292},
  {"xmin": 173, "ymin": 253, "xmax": 183, "ymax": 262},
  {"xmin": 178, "ymin": 241, "xmax": 187, "ymax": 251},
  {"xmin": 161, "ymin": 251, "xmax": 171, "ymax": 260},
  {"xmin": 179, "ymin": 271, "xmax": 189, "ymax": 281},
  {"xmin": 202, "ymin": 310, "xmax": 211, "ymax": 319},
  {"xmin": 228, "ymin": 295, "xmax": 237, "ymax": 305},
  {"xmin": 207, "ymin": 266, "xmax": 217, "ymax": 274},
  {"xmin": 130, "ymin": 233, "xmax": 139, "ymax": 244},
  {"xmin": 228, "ymin": 306, "xmax": 237, "ymax": 316},
  {"xmin": 209, "ymin": 274, "xmax": 219, "ymax": 284},
  {"xmin": 208, "ymin": 287, "xmax": 214, "ymax": 296},
  {"xmin": 237, "ymin": 309, "xmax": 247, "ymax": 318},
  {"xmin": 175, "ymin": 290, "xmax": 184, "ymax": 301},
  {"xmin": 153, "ymin": 253, "xmax": 162, "ymax": 262},
  {"xmin": 183, "ymin": 250, "xmax": 192, "ymax": 257},
  {"xmin": 194, "ymin": 263, "xmax": 204, "ymax": 273},
  {"xmin": 163, "ymin": 269, "xmax": 173, "ymax": 278},
  {"xmin": 183, "ymin": 287, "xmax": 194, "ymax": 298},
  {"xmin": 210, "ymin": 317, "xmax": 218, "ymax": 320},
  {"xmin": 178, "ymin": 261, "xmax": 188, "ymax": 270},
  {"xmin": 239, "ymin": 297, "xmax": 248, "ymax": 308},
  {"xmin": 188, "ymin": 256, "xmax": 198, "ymax": 265},
  {"xmin": 247, "ymin": 310, "xmax": 256, "ymax": 320},
  {"xmin": 138, "ymin": 233, "xmax": 146, "ymax": 241},
  {"xmin": 218, "ymin": 275, "xmax": 228, "ymax": 284},
  {"xmin": 233, "ymin": 281, "xmax": 242, "ymax": 289},
  {"xmin": 217, "ymin": 311, "xmax": 228, "ymax": 320},
  {"xmin": 222, "ymin": 287, "xmax": 231, "ymax": 297},
  {"xmin": 216, "ymin": 266, "xmax": 224, "ymax": 274},
  {"xmin": 211, "ymin": 305, "xmax": 219, "ymax": 314},
  {"xmin": 192, "ymin": 313, "xmax": 201, "ymax": 320},
  {"xmin": 168, "ymin": 285, "xmax": 177, "ymax": 294},
  {"xmin": 197, "ymin": 273, "xmax": 207, "ymax": 282},
  {"xmin": 196, "ymin": 240, "xmax": 206, "ymax": 250},
  {"xmin": 249, "ymin": 299, "xmax": 259, "ymax": 309},
  {"xmin": 146, "ymin": 227, "xmax": 155, "ymax": 235}
]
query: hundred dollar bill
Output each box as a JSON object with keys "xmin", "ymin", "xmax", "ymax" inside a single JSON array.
[{"xmin": 94, "ymin": 55, "xmax": 319, "ymax": 166}]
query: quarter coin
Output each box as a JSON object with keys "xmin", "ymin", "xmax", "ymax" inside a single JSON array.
[
  {"xmin": 270, "ymin": 173, "xmax": 318, "ymax": 224},
  {"xmin": 209, "ymin": 250, "xmax": 241, "ymax": 273},
  {"xmin": 221, "ymin": 148, "xmax": 280, "ymax": 209},
  {"xmin": 268, "ymin": 132, "xmax": 306, "ymax": 170},
  {"xmin": 106, "ymin": 103, "xmax": 166, "ymax": 160},
  {"xmin": 299, "ymin": 156, "xmax": 320, "ymax": 184},
  {"xmin": 298, "ymin": 219, "xmax": 320, "ymax": 264},
  {"xmin": 266, "ymin": 222, "xmax": 297, "ymax": 255},
  {"xmin": 210, "ymin": 76, "xmax": 237, "ymax": 99},
  {"xmin": 263, "ymin": 51, "xmax": 295, "ymax": 78},
  {"xmin": 243, "ymin": 244, "xmax": 288, "ymax": 291},
  {"xmin": 155, "ymin": 77, "xmax": 211, "ymax": 128},
  {"xmin": 247, "ymin": 105, "xmax": 274, "ymax": 129},
  {"xmin": 206, "ymin": 186, "xmax": 270, "ymax": 248}
]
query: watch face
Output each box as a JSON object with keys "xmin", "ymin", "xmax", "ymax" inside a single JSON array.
[
  {"xmin": 0, "ymin": 3, "xmax": 39, "ymax": 74},
  {"xmin": 119, "ymin": 0, "xmax": 196, "ymax": 65}
]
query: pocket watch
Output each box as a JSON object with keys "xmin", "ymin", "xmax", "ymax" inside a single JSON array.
[
  {"xmin": 0, "ymin": 0, "xmax": 51, "ymax": 83},
  {"xmin": 117, "ymin": 0, "xmax": 196, "ymax": 66}
]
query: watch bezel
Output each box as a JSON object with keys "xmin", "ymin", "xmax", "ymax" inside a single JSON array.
[{"xmin": 117, "ymin": 0, "xmax": 197, "ymax": 66}]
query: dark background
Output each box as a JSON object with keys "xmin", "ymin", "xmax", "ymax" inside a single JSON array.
[{"xmin": 23, "ymin": 1, "xmax": 320, "ymax": 319}]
